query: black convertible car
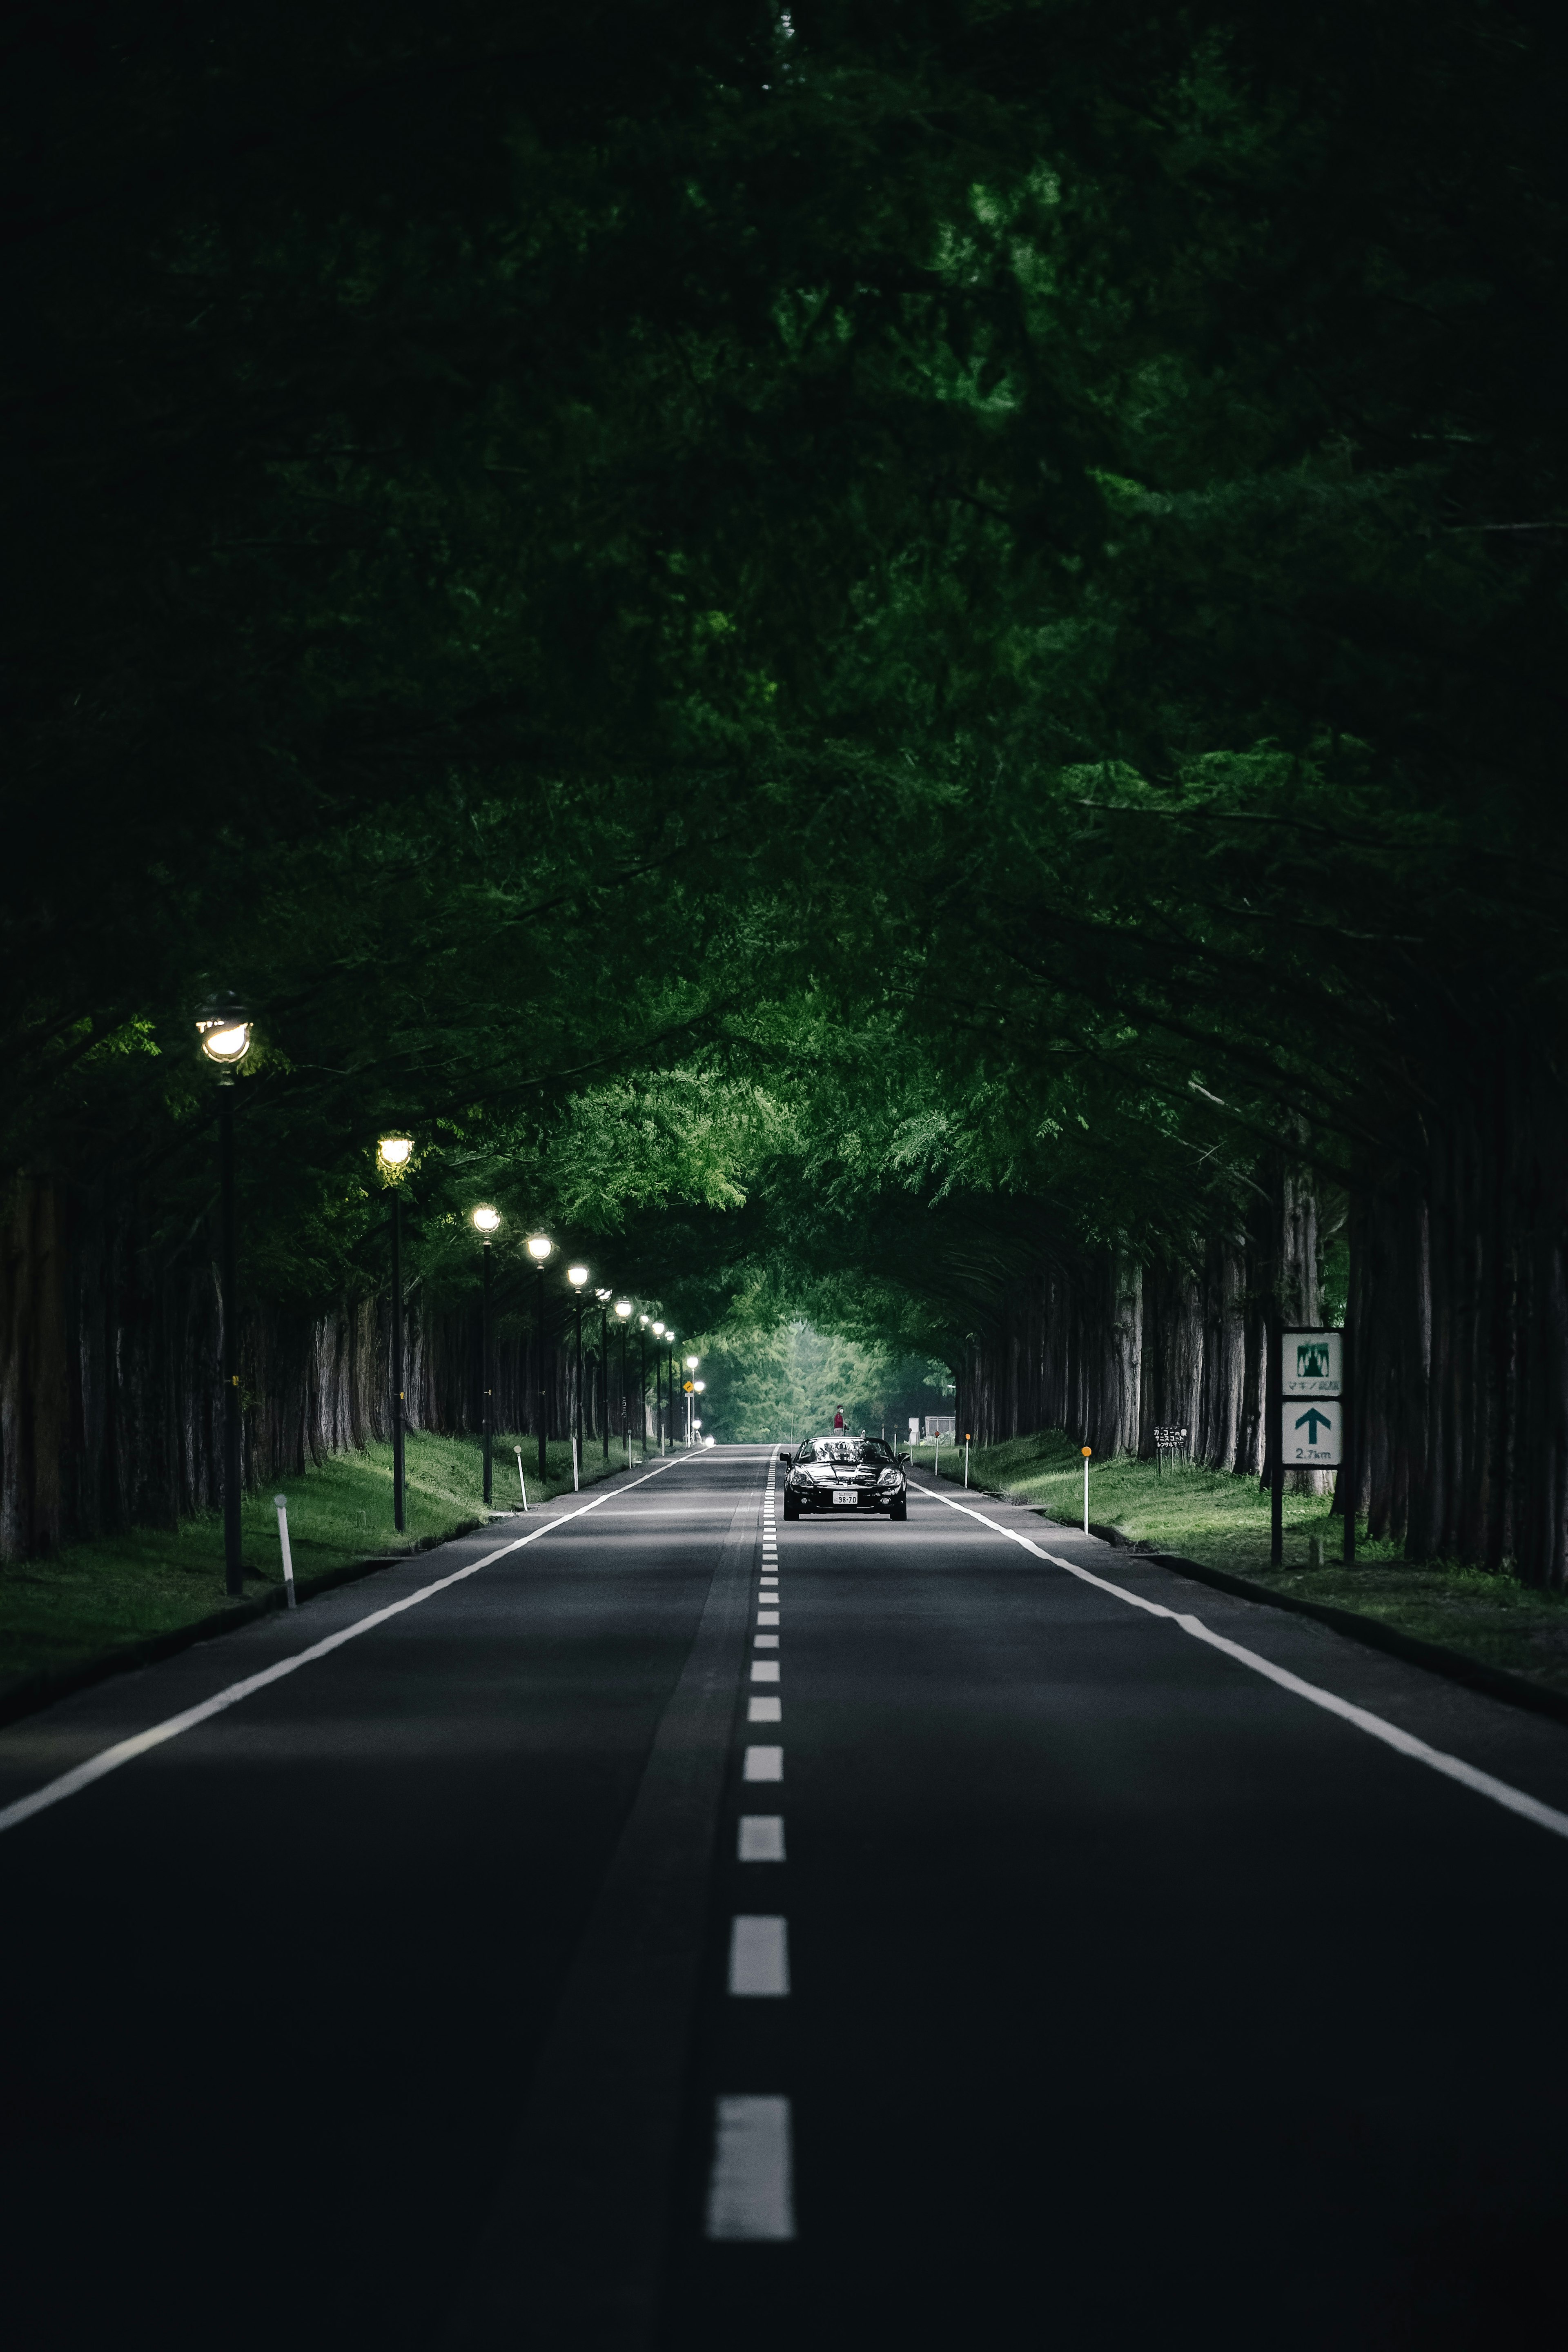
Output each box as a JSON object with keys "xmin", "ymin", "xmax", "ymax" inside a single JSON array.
[{"xmin": 780, "ymin": 1435, "xmax": 909, "ymax": 1520}]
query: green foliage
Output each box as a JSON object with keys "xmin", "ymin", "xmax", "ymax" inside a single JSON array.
[
  {"xmin": 6, "ymin": 0, "xmax": 1566, "ymax": 1438},
  {"xmin": 687, "ymin": 1315, "xmax": 948, "ymax": 1445}
]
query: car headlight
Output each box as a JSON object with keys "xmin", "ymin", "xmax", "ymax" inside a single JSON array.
[{"xmin": 877, "ymin": 1468, "xmax": 899, "ymax": 1487}]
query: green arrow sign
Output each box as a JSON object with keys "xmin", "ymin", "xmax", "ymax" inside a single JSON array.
[{"xmin": 1294, "ymin": 1407, "xmax": 1333, "ymax": 1445}]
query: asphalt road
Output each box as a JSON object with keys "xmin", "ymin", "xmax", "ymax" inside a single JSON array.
[{"xmin": 4, "ymin": 1443, "xmax": 1568, "ymax": 2348}]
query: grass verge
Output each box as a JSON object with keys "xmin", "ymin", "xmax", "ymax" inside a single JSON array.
[
  {"xmin": 0, "ymin": 1429, "xmax": 647, "ymax": 1700},
  {"xmin": 907, "ymin": 1430, "xmax": 1568, "ymax": 1698}
]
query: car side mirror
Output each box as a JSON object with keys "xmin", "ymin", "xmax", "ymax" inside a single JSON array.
[
  {"xmin": 898, "ymin": 1453, "xmax": 910, "ymax": 1467},
  {"xmin": 778, "ymin": 1451, "xmax": 793, "ymax": 1468}
]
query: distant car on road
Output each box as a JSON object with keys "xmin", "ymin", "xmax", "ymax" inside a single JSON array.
[{"xmin": 780, "ymin": 1435, "xmax": 908, "ymax": 1521}]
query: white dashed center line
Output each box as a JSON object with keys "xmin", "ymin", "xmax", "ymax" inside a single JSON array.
[
  {"xmin": 705, "ymin": 2096, "xmax": 796, "ymax": 2241},
  {"xmin": 757, "ymin": 1611, "xmax": 780, "ymax": 1626},
  {"xmin": 739, "ymin": 1815, "xmax": 786, "ymax": 1861},
  {"xmin": 750, "ymin": 1660, "xmax": 780, "ymax": 1683},
  {"xmin": 754, "ymin": 1634, "xmax": 779, "ymax": 1649},
  {"xmin": 744, "ymin": 1742, "xmax": 783, "ymax": 1777},
  {"xmin": 729, "ymin": 1915, "xmax": 790, "ymax": 1996},
  {"xmin": 748, "ymin": 1695, "xmax": 782, "ymax": 1722}
]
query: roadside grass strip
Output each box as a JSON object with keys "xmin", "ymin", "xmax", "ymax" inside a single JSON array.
[
  {"xmin": 0, "ymin": 1457, "xmax": 688, "ymax": 1839},
  {"xmin": 912, "ymin": 1484, "xmax": 1568, "ymax": 1845}
]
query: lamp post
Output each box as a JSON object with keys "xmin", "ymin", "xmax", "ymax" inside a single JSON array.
[
  {"xmin": 666, "ymin": 1336, "xmax": 676, "ymax": 1450},
  {"xmin": 595, "ymin": 1290, "xmax": 612, "ymax": 1461},
  {"xmin": 615, "ymin": 1298, "xmax": 633, "ymax": 1460},
  {"xmin": 639, "ymin": 1316, "xmax": 650, "ymax": 1461},
  {"xmin": 472, "ymin": 1206, "xmax": 501, "ymax": 1502},
  {"xmin": 528, "ymin": 1235, "xmax": 554, "ymax": 1485},
  {"xmin": 568, "ymin": 1263, "xmax": 590, "ymax": 1488},
  {"xmin": 694, "ymin": 1377, "xmax": 706, "ymax": 1447},
  {"xmin": 197, "ymin": 993, "xmax": 253, "ymax": 1598},
  {"xmin": 377, "ymin": 1138, "xmax": 414, "ymax": 1534},
  {"xmin": 652, "ymin": 1321, "xmax": 666, "ymax": 1452},
  {"xmin": 685, "ymin": 1353, "xmax": 700, "ymax": 1447}
]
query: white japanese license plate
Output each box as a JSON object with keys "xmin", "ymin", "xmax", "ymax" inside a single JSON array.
[{"xmin": 832, "ymin": 1488, "xmax": 858, "ymax": 1507}]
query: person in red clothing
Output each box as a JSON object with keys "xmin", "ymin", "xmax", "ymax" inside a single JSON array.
[{"xmin": 833, "ymin": 1407, "xmax": 845, "ymax": 1430}]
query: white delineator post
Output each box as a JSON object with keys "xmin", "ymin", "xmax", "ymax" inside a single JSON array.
[
  {"xmin": 1081, "ymin": 1445, "xmax": 1092, "ymax": 1532},
  {"xmin": 515, "ymin": 1448, "xmax": 530, "ymax": 1512},
  {"xmin": 273, "ymin": 1494, "xmax": 296, "ymax": 1609},
  {"xmin": 572, "ymin": 1434, "xmax": 580, "ymax": 1494},
  {"xmin": 933, "ymin": 1429, "xmax": 941, "ymax": 1480},
  {"xmin": 964, "ymin": 1435, "xmax": 970, "ymax": 1488}
]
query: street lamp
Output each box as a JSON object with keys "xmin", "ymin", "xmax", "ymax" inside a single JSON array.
[
  {"xmin": 595, "ymin": 1290, "xmax": 612, "ymax": 1461},
  {"xmin": 528, "ymin": 1235, "xmax": 554, "ymax": 1486},
  {"xmin": 472, "ymin": 1206, "xmax": 501, "ymax": 1503},
  {"xmin": 568, "ymin": 1263, "xmax": 590, "ymax": 1489},
  {"xmin": 197, "ymin": 993, "xmax": 253, "ymax": 1598},
  {"xmin": 650, "ymin": 1320, "xmax": 665, "ymax": 1448},
  {"xmin": 615, "ymin": 1298, "xmax": 633, "ymax": 1460},
  {"xmin": 377, "ymin": 1138, "xmax": 414, "ymax": 1535},
  {"xmin": 685, "ymin": 1352, "xmax": 700, "ymax": 1448}
]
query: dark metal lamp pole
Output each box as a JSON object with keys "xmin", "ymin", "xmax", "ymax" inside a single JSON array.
[
  {"xmin": 197, "ymin": 994, "xmax": 254, "ymax": 1599},
  {"xmin": 528, "ymin": 1235, "xmax": 555, "ymax": 1484},
  {"xmin": 377, "ymin": 1138, "xmax": 414, "ymax": 1535},
  {"xmin": 615, "ymin": 1297, "xmax": 633, "ymax": 1461},
  {"xmin": 596, "ymin": 1292, "xmax": 612, "ymax": 1462},
  {"xmin": 568, "ymin": 1264, "xmax": 590, "ymax": 1485},
  {"xmin": 471, "ymin": 1206, "xmax": 501, "ymax": 1502}
]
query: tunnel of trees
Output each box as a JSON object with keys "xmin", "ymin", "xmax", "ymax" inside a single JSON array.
[{"xmin": 4, "ymin": 2, "xmax": 1566, "ymax": 1579}]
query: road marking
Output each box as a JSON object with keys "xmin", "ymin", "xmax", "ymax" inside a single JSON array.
[
  {"xmin": 910, "ymin": 1483, "xmax": 1568, "ymax": 1845},
  {"xmin": 744, "ymin": 1743, "xmax": 783, "ymax": 1778},
  {"xmin": 739, "ymin": 1815, "xmax": 786, "ymax": 1861},
  {"xmin": 0, "ymin": 1457, "xmax": 692, "ymax": 1839},
  {"xmin": 729, "ymin": 1914, "xmax": 790, "ymax": 1995},
  {"xmin": 705, "ymin": 2096, "xmax": 796, "ymax": 2242},
  {"xmin": 751, "ymin": 1660, "xmax": 780, "ymax": 1683},
  {"xmin": 748, "ymin": 1696, "xmax": 782, "ymax": 1723},
  {"xmin": 754, "ymin": 1634, "xmax": 779, "ymax": 1649},
  {"xmin": 757, "ymin": 1612, "xmax": 780, "ymax": 1626}
]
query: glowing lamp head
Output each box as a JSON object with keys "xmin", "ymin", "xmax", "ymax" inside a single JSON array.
[
  {"xmin": 377, "ymin": 1136, "xmax": 414, "ymax": 1176},
  {"xmin": 196, "ymin": 992, "xmax": 252, "ymax": 1066},
  {"xmin": 685, "ymin": 1354, "xmax": 699, "ymax": 1371},
  {"xmin": 615, "ymin": 1298, "xmax": 633, "ymax": 1321},
  {"xmin": 694, "ymin": 1379, "xmax": 706, "ymax": 1393},
  {"xmin": 567, "ymin": 1263, "xmax": 590, "ymax": 1288},
  {"xmin": 527, "ymin": 1234, "xmax": 553, "ymax": 1261},
  {"xmin": 471, "ymin": 1205, "xmax": 501, "ymax": 1235},
  {"xmin": 651, "ymin": 1321, "xmax": 665, "ymax": 1337}
]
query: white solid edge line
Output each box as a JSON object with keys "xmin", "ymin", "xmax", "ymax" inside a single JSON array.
[
  {"xmin": 0, "ymin": 1454, "xmax": 690, "ymax": 1840},
  {"xmin": 908, "ymin": 1482, "xmax": 1568, "ymax": 1846}
]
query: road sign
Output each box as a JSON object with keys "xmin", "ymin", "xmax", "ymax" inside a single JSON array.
[
  {"xmin": 1287, "ymin": 1397, "xmax": 1341, "ymax": 1466},
  {"xmin": 683, "ymin": 1379, "xmax": 695, "ymax": 1392},
  {"xmin": 1282, "ymin": 1330, "xmax": 1342, "ymax": 1396}
]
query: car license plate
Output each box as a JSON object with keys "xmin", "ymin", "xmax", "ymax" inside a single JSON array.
[{"xmin": 832, "ymin": 1489, "xmax": 858, "ymax": 1507}]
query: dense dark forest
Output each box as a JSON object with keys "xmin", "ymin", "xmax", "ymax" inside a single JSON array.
[{"xmin": 3, "ymin": 3, "xmax": 1565, "ymax": 1576}]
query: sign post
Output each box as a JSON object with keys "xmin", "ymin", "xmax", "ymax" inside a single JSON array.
[
  {"xmin": 1341, "ymin": 1320, "xmax": 1355, "ymax": 1567},
  {"xmin": 1081, "ymin": 1445, "xmax": 1092, "ymax": 1533},
  {"xmin": 1279, "ymin": 1327, "xmax": 1347, "ymax": 1568}
]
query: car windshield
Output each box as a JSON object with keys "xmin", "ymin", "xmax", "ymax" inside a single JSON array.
[{"xmin": 804, "ymin": 1438, "xmax": 891, "ymax": 1466}]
